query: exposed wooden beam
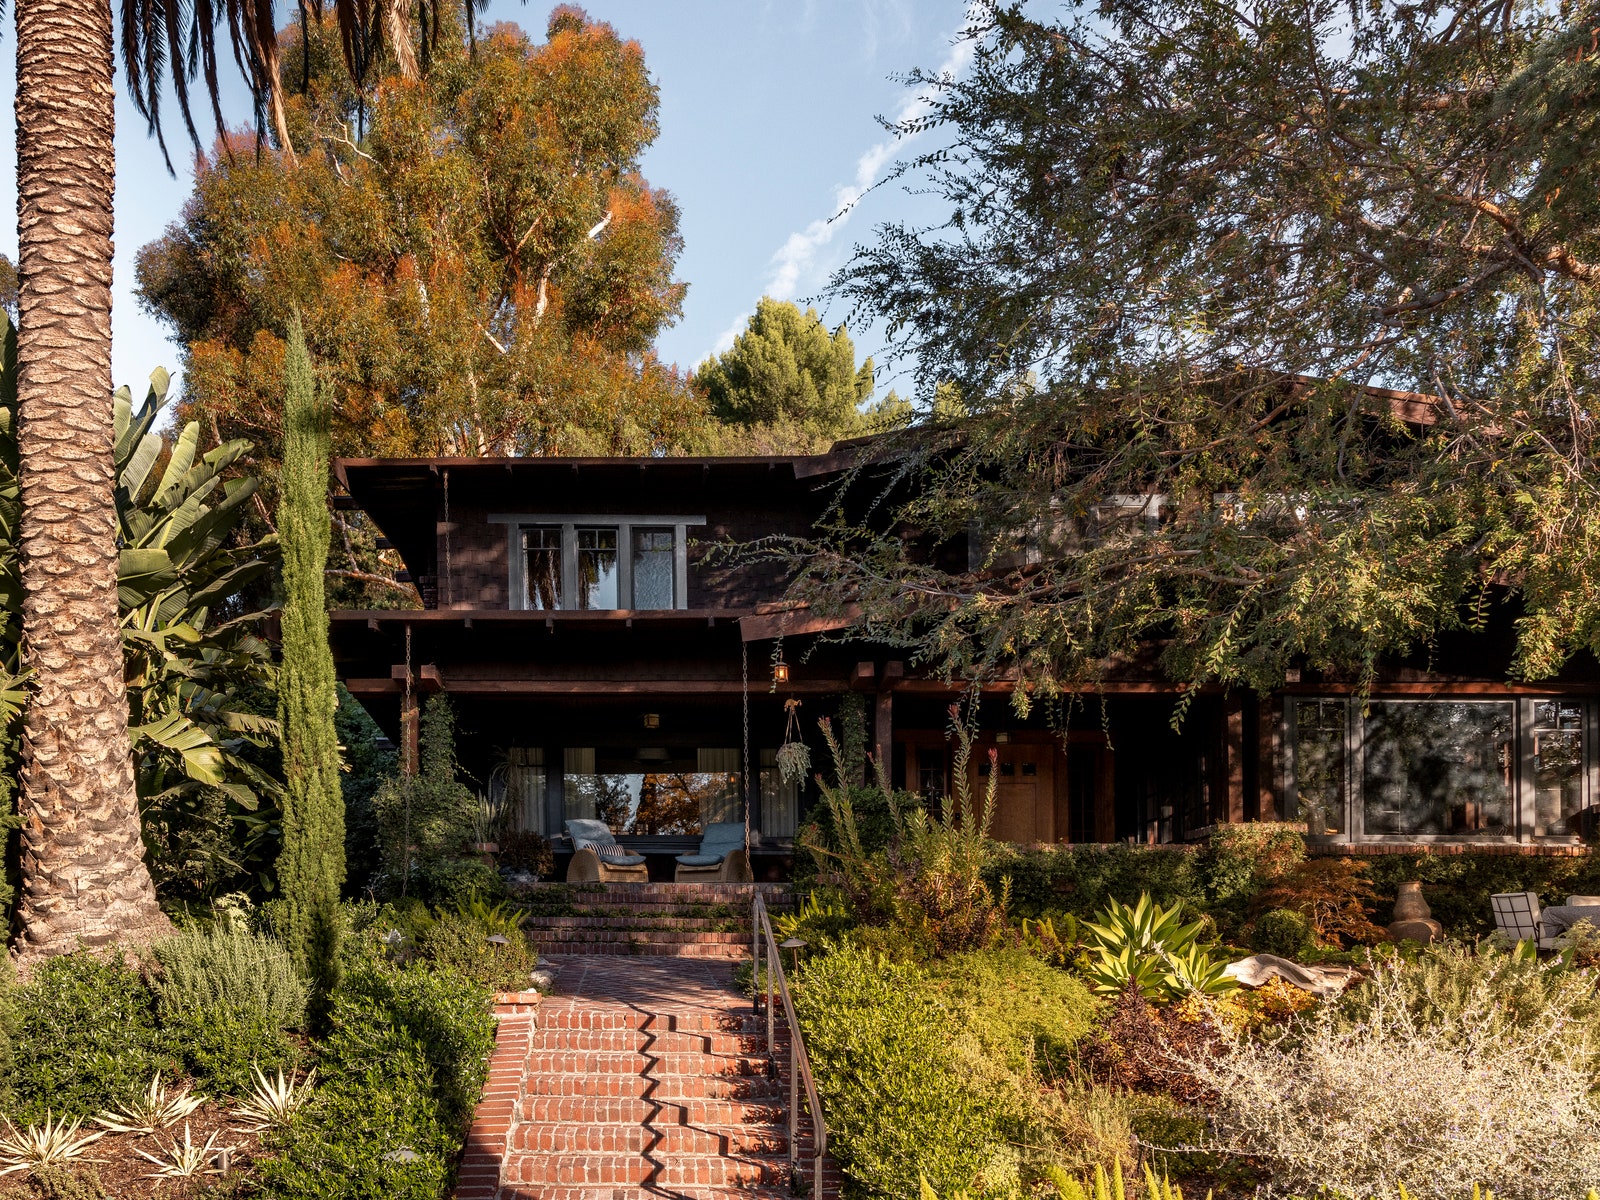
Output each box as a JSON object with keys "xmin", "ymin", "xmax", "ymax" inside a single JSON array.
[{"xmin": 347, "ymin": 678, "xmax": 844, "ymax": 696}]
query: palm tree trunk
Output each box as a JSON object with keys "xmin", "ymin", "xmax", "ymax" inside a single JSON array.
[{"xmin": 12, "ymin": 0, "xmax": 168, "ymax": 960}]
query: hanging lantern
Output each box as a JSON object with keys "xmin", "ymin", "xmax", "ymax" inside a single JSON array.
[{"xmin": 773, "ymin": 655, "xmax": 790, "ymax": 685}]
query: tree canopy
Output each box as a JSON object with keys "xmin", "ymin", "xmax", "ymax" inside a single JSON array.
[
  {"xmin": 138, "ymin": 6, "xmax": 698, "ymax": 464},
  {"xmin": 694, "ymin": 297, "xmax": 880, "ymax": 451},
  {"xmin": 769, "ymin": 0, "xmax": 1600, "ymax": 704}
]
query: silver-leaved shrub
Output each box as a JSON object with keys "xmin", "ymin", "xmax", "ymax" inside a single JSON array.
[{"xmin": 1187, "ymin": 948, "xmax": 1600, "ymax": 1200}]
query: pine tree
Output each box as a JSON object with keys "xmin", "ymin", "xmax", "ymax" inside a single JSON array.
[{"xmin": 276, "ymin": 315, "xmax": 345, "ymax": 987}]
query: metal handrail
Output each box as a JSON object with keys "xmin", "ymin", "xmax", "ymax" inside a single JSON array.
[{"xmin": 752, "ymin": 890, "xmax": 828, "ymax": 1194}]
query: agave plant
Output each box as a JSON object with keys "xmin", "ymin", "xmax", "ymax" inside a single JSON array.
[
  {"xmin": 135, "ymin": 1121, "xmax": 231, "ymax": 1180},
  {"xmin": 96, "ymin": 1072, "xmax": 208, "ymax": 1134},
  {"xmin": 232, "ymin": 1066, "xmax": 317, "ymax": 1131},
  {"xmin": 1081, "ymin": 893, "xmax": 1236, "ymax": 1002},
  {"xmin": 0, "ymin": 1114, "xmax": 105, "ymax": 1177}
]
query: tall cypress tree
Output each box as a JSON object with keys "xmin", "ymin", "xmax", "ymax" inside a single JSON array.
[{"xmin": 276, "ymin": 315, "xmax": 344, "ymax": 988}]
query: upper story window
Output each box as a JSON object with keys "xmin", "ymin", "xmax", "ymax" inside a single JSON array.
[{"xmin": 492, "ymin": 513, "xmax": 705, "ymax": 611}]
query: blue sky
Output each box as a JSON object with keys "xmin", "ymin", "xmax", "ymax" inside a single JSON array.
[{"xmin": 0, "ymin": 0, "xmax": 974, "ymax": 399}]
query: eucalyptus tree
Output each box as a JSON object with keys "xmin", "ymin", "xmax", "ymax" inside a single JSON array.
[{"xmin": 770, "ymin": 0, "xmax": 1600, "ymax": 708}]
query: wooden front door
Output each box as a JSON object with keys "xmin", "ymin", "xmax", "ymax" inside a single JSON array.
[
  {"xmin": 982, "ymin": 742, "xmax": 1056, "ymax": 843},
  {"xmin": 969, "ymin": 733, "xmax": 1115, "ymax": 844}
]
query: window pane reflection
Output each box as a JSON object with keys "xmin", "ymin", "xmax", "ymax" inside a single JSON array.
[
  {"xmin": 576, "ymin": 527, "xmax": 617, "ymax": 610},
  {"xmin": 1533, "ymin": 701, "xmax": 1585, "ymax": 837},
  {"xmin": 523, "ymin": 526, "xmax": 562, "ymax": 610},
  {"xmin": 1362, "ymin": 702, "xmax": 1513, "ymax": 836},
  {"xmin": 562, "ymin": 747, "xmax": 741, "ymax": 835},
  {"xmin": 1293, "ymin": 700, "xmax": 1346, "ymax": 836}
]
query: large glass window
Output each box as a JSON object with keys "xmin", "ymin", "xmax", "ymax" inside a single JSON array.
[
  {"xmin": 1533, "ymin": 701, "xmax": 1586, "ymax": 837},
  {"xmin": 576, "ymin": 527, "xmax": 618, "ymax": 610},
  {"xmin": 1293, "ymin": 700, "xmax": 1347, "ymax": 837},
  {"xmin": 1288, "ymin": 696, "xmax": 1589, "ymax": 841},
  {"xmin": 632, "ymin": 527, "xmax": 675, "ymax": 610},
  {"xmin": 562, "ymin": 747, "xmax": 742, "ymax": 835},
  {"xmin": 1361, "ymin": 702, "xmax": 1514, "ymax": 836},
  {"xmin": 523, "ymin": 526, "xmax": 562, "ymax": 610}
]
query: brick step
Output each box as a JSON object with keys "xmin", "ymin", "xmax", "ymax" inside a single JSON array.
[
  {"xmin": 521, "ymin": 921, "xmax": 752, "ymax": 940},
  {"xmin": 521, "ymin": 1072, "xmax": 780, "ymax": 1101},
  {"xmin": 509, "ymin": 1122, "xmax": 787, "ymax": 1157},
  {"xmin": 502, "ymin": 1152, "xmax": 785, "ymax": 1189},
  {"xmin": 653, "ymin": 1153, "xmax": 788, "ymax": 1188},
  {"xmin": 504, "ymin": 1187, "xmax": 794, "ymax": 1200},
  {"xmin": 534, "ymin": 1008, "xmax": 759, "ymax": 1034},
  {"xmin": 528, "ymin": 928, "xmax": 751, "ymax": 945},
  {"xmin": 517, "ymin": 1096, "xmax": 785, "ymax": 1127},
  {"xmin": 529, "ymin": 940, "xmax": 748, "ymax": 959},
  {"xmin": 523, "ymin": 1050, "xmax": 767, "ymax": 1077},
  {"xmin": 528, "ymin": 1029, "xmax": 762, "ymax": 1055}
]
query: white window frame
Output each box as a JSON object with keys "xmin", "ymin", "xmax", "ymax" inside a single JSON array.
[{"xmin": 489, "ymin": 513, "xmax": 705, "ymax": 611}]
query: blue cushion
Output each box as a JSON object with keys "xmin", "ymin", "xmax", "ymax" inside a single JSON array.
[
  {"xmin": 565, "ymin": 818, "xmax": 617, "ymax": 848},
  {"xmin": 676, "ymin": 854, "xmax": 726, "ymax": 867},
  {"xmin": 698, "ymin": 822, "xmax": 745, "ymax": 855},
  {"xmin": 594, "ymin": 844, "xmax": 646, "ymax": 866}
]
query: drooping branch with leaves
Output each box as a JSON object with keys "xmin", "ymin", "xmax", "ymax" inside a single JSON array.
[{"xmin": 757, "ymin": 0, "xmax": 1600, "ymax": 706}]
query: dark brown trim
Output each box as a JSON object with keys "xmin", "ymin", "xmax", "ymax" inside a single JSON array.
[{"xmin": 344, "ymin": 677, "xmax": 844, "ymax": 697}]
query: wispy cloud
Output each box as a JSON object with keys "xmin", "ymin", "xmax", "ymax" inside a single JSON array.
[{"xmin": 711, "ymin": 12, "xmax": 976, "ymax": 356}]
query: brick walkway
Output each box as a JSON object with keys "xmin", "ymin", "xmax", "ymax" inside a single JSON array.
[{"xmin": 457, "ymin": 955, "xmax": 835, "ymax": 1200}]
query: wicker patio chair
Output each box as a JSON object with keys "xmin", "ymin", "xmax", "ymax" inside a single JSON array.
[
  {"xmin": 673, "ymin": 822, "xmax": 753, "ymax": 884},
  {"xmin": 564, "ymin": 818, "xmax": 649, "ymax": 884}
]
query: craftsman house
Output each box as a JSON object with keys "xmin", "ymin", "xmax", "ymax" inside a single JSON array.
[{"xmin": 330, "ymin": 441, "xmax": 1600, "ymax": 878}]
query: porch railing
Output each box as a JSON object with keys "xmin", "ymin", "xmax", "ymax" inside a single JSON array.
[{"xmin": 751, "ymin": 890, "xmax": 828, "ymax": 1193}]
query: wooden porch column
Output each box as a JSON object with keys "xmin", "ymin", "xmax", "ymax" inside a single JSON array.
[
  {"xmin": 1257, "ymin": 694, "xmax": 1281, "ymax": 820},
  {"xmin": 874, "ymin": 691, "xmax": 893, "ymax": 776},
  {"xmin": 1223, "ymin": 694, "xmax": 1246, "ymax": 824},
  {"xmin": 1095, "ymin": 744, "xmax": 1116, "ymax": 843}
]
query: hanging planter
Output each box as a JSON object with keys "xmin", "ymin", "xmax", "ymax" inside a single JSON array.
[{"xmin": 776, "ymin": 698, "xmax": 811, "ymax": 785}]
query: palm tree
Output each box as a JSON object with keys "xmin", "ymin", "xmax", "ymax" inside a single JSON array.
[
  {"xmin": 11, "ymin": 0, "xmax": 171, "ymax": 959},
  {"xmin": 10, "ymin": 0, "xmax": 446, "ymax": 959}
]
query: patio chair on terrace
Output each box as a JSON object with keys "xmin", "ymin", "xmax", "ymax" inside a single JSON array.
[
  {"xmin": 1491, "ymin": 891, "xmax": 1553, "ymax": 949},
  {"xmin": 564, "ymin": 819, "xmax": 649, "ymax": 884},
  {"xmin": 673, "ymin": 822, "xmax": 753, "ymax": 884}
]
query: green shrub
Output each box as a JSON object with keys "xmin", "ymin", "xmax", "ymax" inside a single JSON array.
[
  {"xmin": 927, "ymin": 947, "xmax": 1100, "ymax": 1080},
  {"xmin": 150, "ymin": 925, "xmax": 307, "ymax": 1094},
  {"xmin": 1249, "ymin": 908, "xmax": 1313, "ymax": 959},
  {"xmin": 417, "ymin": 858, "xmax": 505, "ymax": 908},
  {"xmin": 986, "ymin": 845, "xmax": 1205, "ymax": 924},
  {"xmin": 11, "ymin": 953, "xmax": 172, "ymax": 1121},
  {"xmin": 257, "ymin": 958, "xmax": 495, "ymax": 1199},
  {"xmin": 410, "ymin": 897, "xmax": 537, "ymax": 994},
  {"xmin": 794, "ymin": 946, "xmax": 1010, "ymax": 1198}
]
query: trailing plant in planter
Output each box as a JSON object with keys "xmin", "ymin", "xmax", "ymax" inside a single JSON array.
[{"xmin": 776, "ymin": 698, "xmax": 811, "ymax": 784}]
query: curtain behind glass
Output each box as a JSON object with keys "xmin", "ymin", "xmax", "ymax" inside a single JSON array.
[
  {"xmin": 696, "ymin": 748, "xmax": 742, "ymax": 825},
  {"xmin": 632, "ymin": 527, "xmax": 674, "ymax": 609},
  {"xmin": 760, "ymin": 747, "xmax": 798, "ymax": 837}
]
